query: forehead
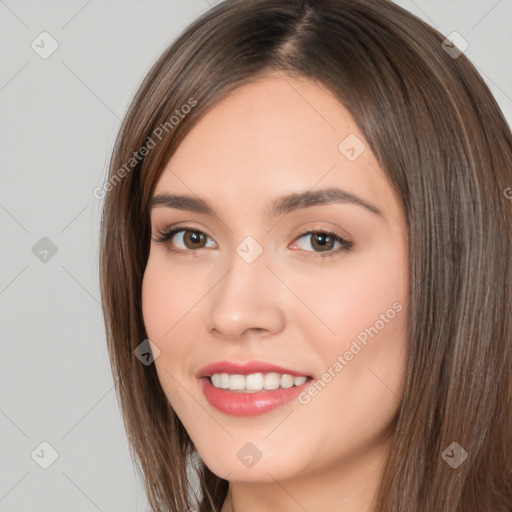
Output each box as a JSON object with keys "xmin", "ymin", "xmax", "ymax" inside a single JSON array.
[{"xmin": 153, "ymin": 74, "xmax": 400, "ymax": 222}]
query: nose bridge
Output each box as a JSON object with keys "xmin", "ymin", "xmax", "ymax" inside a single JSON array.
[{"xmin": 207, "ymin": 241, "xmax": 285, "ymax": 339}]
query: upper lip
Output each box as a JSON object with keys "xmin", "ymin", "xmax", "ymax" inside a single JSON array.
[{"xmin": 195, "ymin": 360, "xmax": 312, "ymax": 378}]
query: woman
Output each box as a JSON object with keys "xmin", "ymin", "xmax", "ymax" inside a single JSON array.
[{"xmin": 99, "ymin": 1, "xmax": 512, "ymax": 510}]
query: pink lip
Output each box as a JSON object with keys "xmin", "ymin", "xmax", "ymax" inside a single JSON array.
[
  {"xmin": 199, "ymin": 377, "xmax": 313, "ymax": 416},
  {"xmin": 195, "ymin": 360, "xmax": 311, "ymax": 378},
  {"xmin": 195, "ymin": 360, "xmax": 313, "ymax": 416}
]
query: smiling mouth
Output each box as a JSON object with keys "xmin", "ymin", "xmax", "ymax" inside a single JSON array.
[
  {"xmin": 199, "ymin": 373, "xmax": 315, "ymax": 416},
  {"xmin": 207, "ymin": 372, "xmax": 313, "ymax": 393}
]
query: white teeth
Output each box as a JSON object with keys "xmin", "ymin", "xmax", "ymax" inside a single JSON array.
[
  {"xmin": 220, "ymin": 373, "xmax": 230, "ymax": 389},
  {"xmin": 211, "ymin": 373, "xmax": 222, "ymax": 388},
  {"xmin": 264, "ymin": 372, "xmax": 280, "ymax": 390},
  {"xmin": 280, "ymin": 374, "xmax": 295, "ymax": 388},
  {"xmin": 294, "ymin": 376, "xmax": 307, "ymax": 386},
  {"xmin": 228, "ymin": 374, "xmax": 245, "ymax": 391},
  {"xmin": 245, "ymin": 373, "xmax": 264, "ymax": 390},
  {"xmin": 209, "ymin": 372, "xmax": 309, "ymax": 392}
]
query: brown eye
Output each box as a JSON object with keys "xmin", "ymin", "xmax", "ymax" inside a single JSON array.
[
  {"xmin": 310, "ymin": 232, "xmax": 336, "ymax": 252},
  {"xmin": 291, "ymin": 230, "xmax": 354, "ymax": 258},
  {"xmin": 153, "ymin": 227, "xmax": 217, "ymax": 254},
  {"xmin": 182, "ymin": 230, "xmax": 207, "ymax": 249}
]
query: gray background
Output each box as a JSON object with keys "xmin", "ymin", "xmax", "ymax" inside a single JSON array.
[{"xmin": 1, "ymin": 1, "xmax": 511, "ymax": 511}]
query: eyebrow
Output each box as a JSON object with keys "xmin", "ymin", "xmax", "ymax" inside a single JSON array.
[{"xmin": 148, "ymin": 187, "xmax": 384, "ymax": 218}]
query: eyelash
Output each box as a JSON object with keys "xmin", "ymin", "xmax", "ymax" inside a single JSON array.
[{"xmin": 153, "ymin": 225, "xmax": 354, "ymax": 259}]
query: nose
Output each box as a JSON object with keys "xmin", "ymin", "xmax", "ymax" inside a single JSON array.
[{"xmin": 207, "ymin": 248, "xmax": 286, "ymax": 341}]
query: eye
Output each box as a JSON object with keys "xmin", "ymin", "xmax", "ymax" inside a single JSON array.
[
  {"xmin": 153, "ymin": 225, "xmax": 354, "ymax": 258},
  {"xmin": 153, "ymin": 226, "xmax": 216, "ymax": 254},
  {"xmin": 291, "ymin": 229, "xmax": 354, "ymax": 258}
]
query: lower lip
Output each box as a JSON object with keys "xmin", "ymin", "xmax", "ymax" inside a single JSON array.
[{"xmin": 199, "ymin": 377, "xmax": 312, "ymax": 416}]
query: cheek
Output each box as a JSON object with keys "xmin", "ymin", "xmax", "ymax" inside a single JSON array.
[
  {"xmin": 284, "ymin": 240, "xmax": 407, "ymax": 347},
  {"xmin": 141, "ymin": 255, "xmax": 199, "ymax": 412},
  {"xmin": 141, "ymin": 251, "xmax": 209, "ymax": 340},
  {"xmin": 286, "ymin": 238, "xmax": 408, "ymax": 419},
  {"xmin": 141, "ymin": 250, "xmax": 219, "ymax": 388},
  {"xmin": 141, "ymin": 269, "xmax": 167, "ymax": 339}
]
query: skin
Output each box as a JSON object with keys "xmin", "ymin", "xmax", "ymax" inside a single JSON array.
[{"xmin": 142, "ymin": 71, "xmax": 409, "ymax": 512}]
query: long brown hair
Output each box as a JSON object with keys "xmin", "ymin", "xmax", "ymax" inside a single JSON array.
[{"xmin": 98, "ymin": 1, "xmax": 512, "ymax": 510}]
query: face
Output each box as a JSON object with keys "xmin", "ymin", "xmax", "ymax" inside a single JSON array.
[{"xmin": 142, "ymin": 72, "xmax": 408, "ymax": 486}]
